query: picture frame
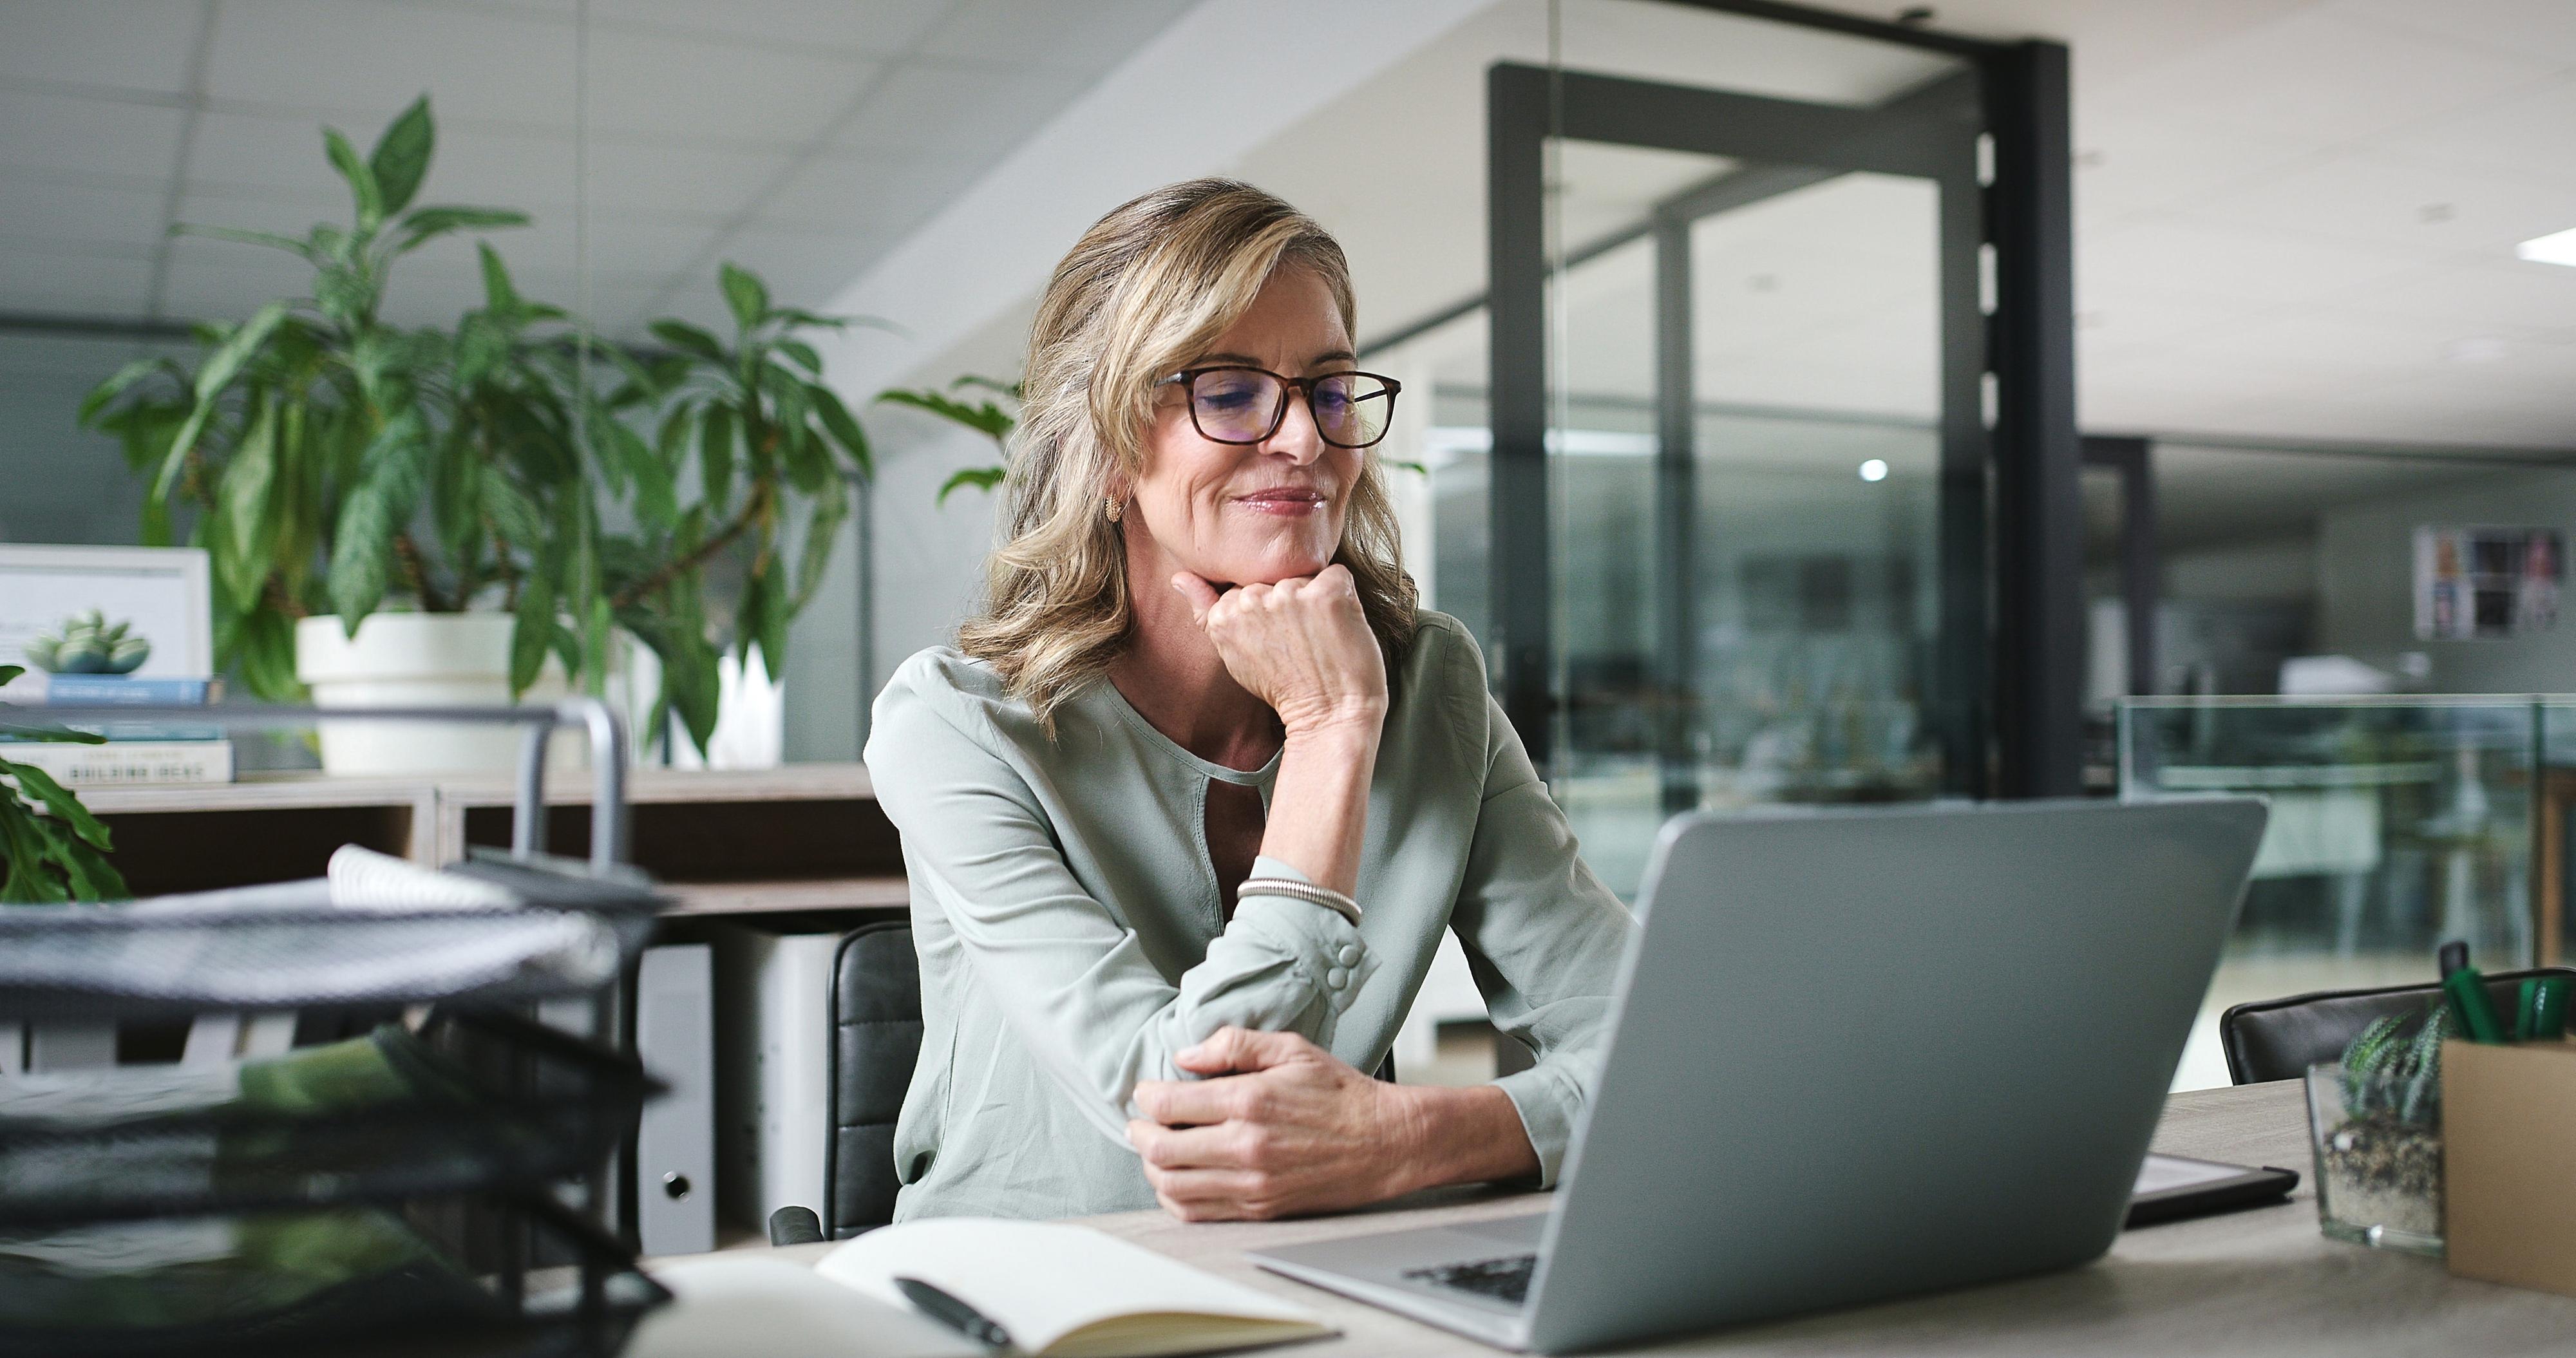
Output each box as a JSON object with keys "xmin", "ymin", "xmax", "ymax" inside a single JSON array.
[{"xmin": 0, "ymin": 544, "xmax": 213, "ymax": 679}]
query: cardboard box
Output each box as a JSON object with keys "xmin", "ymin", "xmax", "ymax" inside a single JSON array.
[{"xmin": 2443, "ymin": 1037, "xmax": 2576, "ymax": 1296}]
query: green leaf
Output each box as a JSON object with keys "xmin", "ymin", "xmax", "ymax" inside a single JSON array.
[
  {"xmin": 0, "ymin": 795, "xmax": 71, "ymax": 904},
  {"xmin": 936, "ymin": 466, "xmax": 1008, "ymax": 504},
  {"xmin": 454, "ymin": 312, "xmax": 509, "ymax": 391},
  {"xmin": 482, "ymin": 465, "xmax": 545, "ymax": 547},
  {"xmin": 699, "ymin": 404, "xmax": 736, "ymax": 512},
  {"xmin": 791, "ymin": 475, "xmax": 850, "ymax": 618},
  {"xmin": 949, "ymin": 374, "xmax": 1023, "ymax": 400},
  {"xmin": 479, "ymin": 241, "xmax": 522, "ymax": 311},
  {"xmin": 213, "ymin": 395, "xmax": 279, "ymax": 605},
  {"xmin": 875, "ymin": 386, "xmax": 1014, "ymax": 442},
  {"xmin": 325, "ymin": 410, "xmax": 430, "ymax": 627},
  {"xmin": 583, "ymin": 596, "xmax": 612, "ymax": 699},
  {"xmin": 807, "ymin": 383, "xmax": 871, "ymax": 475},
  {"xmin": 324, "ymin": 126, "xmax": 384, "ymax": 229},
  {"xmin": 233, "ymin": 608, "xmax": 303, "ymax": 702},
  {"xmin": 150, "ymin": 301, "xmax": 290, "ymax": 510},
  {"xmin": 719, "ymin": 261, "xmax": 769, "ymax": 332},
  {"xmin": 79, "ymin": 357, "xmax": 173, "ymax": 427},
  {"xmin": 0, "ymin": 665, "xmax": 20, "ymax": 689},
  {"xmin": 509, "ymin": 567, "xmax": 557, "ymax": 695},
  {"xmin": 168, "ymin": 222, "xmax": 314, "ymax": 259},
  {"xmin": 8, "ymin": 759, "xmax": 115, "ymax": 854},
  {"xmin": 394, "ymin": 205, "xmax": 530, "ymax": 254},
  {"xmin": 369, "ymin": 95, "xmax": 435, "ymax": 216},
  {"xmin": 607, "ymin": 415, "xmax": 677, "ymax": 530},
  {"xmin": 650, "ymin": 320, "xmax": 727, "ymax": 364},
  {"xmin": 776, "ymin": 339, "xmax": 823, "ymax": 374}
]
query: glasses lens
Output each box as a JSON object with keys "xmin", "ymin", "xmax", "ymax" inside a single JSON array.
[
  {"xmin": 1312, "ymin": 373, "xmax": 1394, "ymax": 448},
  {"xmin": 1191, "ymin": 369, "xmax": 1282, "ymax": 442}
]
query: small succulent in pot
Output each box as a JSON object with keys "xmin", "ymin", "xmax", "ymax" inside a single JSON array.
[{"xmin": 22, "ymin": 611, "xmax": 152, "ymax": 675}]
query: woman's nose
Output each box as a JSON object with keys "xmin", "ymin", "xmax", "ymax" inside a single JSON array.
[{"xmin": 1263, "ymin": 390, "xmax": 1325, "ymax": 464}]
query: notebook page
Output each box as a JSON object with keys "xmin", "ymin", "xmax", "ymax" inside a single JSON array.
[
  {"xmin": 630, "ymin": 1256, "xmax": 983, "ymax": 1358},
  {"xmin": 816, "ymin": 1218, "xmax": 1329, "ymax": 1353}
]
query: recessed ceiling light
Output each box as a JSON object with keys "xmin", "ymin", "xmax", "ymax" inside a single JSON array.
[
  {"xmin": 2517, "ymin": 227, "xmax": 2576, "ymax": 267},
  {"xmin": 1859, "ymin": 458, "xmax": 1889, "ymax": 482}
]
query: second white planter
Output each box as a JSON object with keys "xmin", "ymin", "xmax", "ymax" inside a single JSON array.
[{"xmin": 296, "ymin": 613, "xmax": 553, "ymax": 774}]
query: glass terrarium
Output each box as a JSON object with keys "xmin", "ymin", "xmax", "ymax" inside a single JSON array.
[{"xmin": 2306, "ymin": 1059, "xmax": 2445, "ymax": 1254}]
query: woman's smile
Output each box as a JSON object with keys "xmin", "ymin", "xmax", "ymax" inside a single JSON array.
[{"xmin": 1231, "ymin": 484, "xmax": 1331, "ymax": 516}]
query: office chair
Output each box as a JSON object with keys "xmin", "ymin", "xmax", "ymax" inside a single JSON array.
[
  {"xmin": 765, "ymin": 920, "xmax": 1402, "ymax": 1247},
  {"xmin": 2219, "ymin": 966, "xmax": 2576, "ymax": 1084}
]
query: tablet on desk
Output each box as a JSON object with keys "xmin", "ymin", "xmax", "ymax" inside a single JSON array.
[{"xmin": 2127, "ymin": 1154, "xmax": 2300, "ymax": 1227}]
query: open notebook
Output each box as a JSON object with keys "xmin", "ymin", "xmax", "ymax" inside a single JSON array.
[{"xmin": 817, "ymin": 1218, "xmax": 1335, "ymax": 1358}]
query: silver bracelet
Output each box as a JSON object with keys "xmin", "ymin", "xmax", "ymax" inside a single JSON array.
[{"xmin": 1236, "ymin": 877, "xmax": 1362, "ymax": 925}]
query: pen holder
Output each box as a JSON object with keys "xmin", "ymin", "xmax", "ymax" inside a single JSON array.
[
  {"xmin": 2306, "ymin": 1060, "xmax": 2445, "ymax": 1255},
  {"xmin": 2443, "ymin": 1037, "xmax": 2576, "ymax": 1296}
]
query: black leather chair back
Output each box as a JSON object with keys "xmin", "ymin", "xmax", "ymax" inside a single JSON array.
[
  {"xmin": 824, "ymin": 921, "xmax": 923, "ymax": 1237},
  {"xmin": 2219, "ymin": 966, "xmax": 2576, "ymax": 1084}
]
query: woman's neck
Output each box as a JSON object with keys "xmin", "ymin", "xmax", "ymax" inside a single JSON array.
[{"xmin": 1109, "ymin": 538, "xmax": 1283, "ymax": 773}]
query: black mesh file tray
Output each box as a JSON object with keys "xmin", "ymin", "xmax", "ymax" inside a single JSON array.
[
  {"xmin": 0, "ymin": 1189, "xmax": 668, "ymax": 1358},
  {"xmin": 0, "ymin": 1007, "xmax": 660, "ymax": 1227},
  {"xmin": 0, "ymin": 859, "xmax": 662, "ymax": 1023}
]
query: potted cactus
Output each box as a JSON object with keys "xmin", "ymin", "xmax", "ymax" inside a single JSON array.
[
  {"xmin": 2306, "ymin": 1003, "xmax": 2452, "ymax": 1253},
  {"xmin": 21, "ymin": 612, "xmax": 151, "ymax": 677}
]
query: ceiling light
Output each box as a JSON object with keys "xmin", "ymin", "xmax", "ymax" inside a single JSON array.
[
  {"xmin": 1859, "ymin": 459, "xmax": 1889, "ymax": 482},
  {"xmin": 2517, "ymin": 227, "xmax": 2576, "ymax": 267}
]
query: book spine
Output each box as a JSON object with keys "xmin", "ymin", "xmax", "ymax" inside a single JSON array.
[
  {"xmin": 0, "ymin": 722, "xmax": 226, "ymax": 742},
  {"xmin": 0, "ymin": 740, "xmax": 235, "ymax": 785},
  {"xmin": 40, "ymin": 677, "xmax": 216, "ymax": 706}
]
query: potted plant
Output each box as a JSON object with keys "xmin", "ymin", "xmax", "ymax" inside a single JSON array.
[
  {"xmin": 0, "ymin": 666, "xmax": 128, "ymax": 902},
  {"xmin": 2306, "ymin": 1003, "xmax": 2452, "ymax": 1254},
  {"xmin": 80, "ymin": 99, "xmax": 880, "ymax": 769}
]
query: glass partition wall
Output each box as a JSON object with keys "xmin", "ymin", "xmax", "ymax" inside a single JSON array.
[
  {"xmin": 2123, "ymin": 695, "xmax": 2576, "ymax": 1086},
  {"xmin": 1381, "ymin": 2, "xmax": 2005, "ymax": 896}
]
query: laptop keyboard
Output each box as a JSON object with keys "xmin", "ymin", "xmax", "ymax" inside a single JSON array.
[{"xmin": 1405, "ymin": 1252, "xmax": 1538, "ymax": 1305}]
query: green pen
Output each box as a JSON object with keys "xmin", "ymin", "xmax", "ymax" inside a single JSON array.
[
  {"xmin": 2517, "ymin": 978, "xmax": 2540, "ymax": 1042},
  {"xmin": 2438, "ymin": 942, "xmax": 2506, "ymax": 1044},
  {"xmin": 2534, "ymin": 976, "xmax": 2570, "ymax": 1041}
]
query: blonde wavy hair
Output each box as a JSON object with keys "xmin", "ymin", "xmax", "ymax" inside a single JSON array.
[{"xmin": 958, "ymin": 178, "xmax": 1417, "ymax": 728}]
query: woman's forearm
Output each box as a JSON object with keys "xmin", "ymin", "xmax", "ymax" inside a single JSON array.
[
  {"xmin": 1255, "ymin": 721, "xmax": 1379, "ymax": 896},
  {"xmin": 1392, "ymin": 1083, "xmax": 1542, "ymax": 1193}
]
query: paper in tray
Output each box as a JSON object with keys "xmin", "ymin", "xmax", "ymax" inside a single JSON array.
[
  {"xmin": 0, "ymin": 1008, "xmax": 659, "ymax": 1227},
  {"xmin": 0, "ymin": 858, "xmax": 662, "ymax": 1021},
  {"xmin": 0, "ymin": 1189, "xmax": 668, "ymax": 1358}
]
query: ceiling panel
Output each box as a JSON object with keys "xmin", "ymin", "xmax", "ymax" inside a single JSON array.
[
  {"xmin": 914, "ymin": 0, "xmax": 1195, "ymax": 75},
  {"xmin": 2083, "ymin": 6, "xmax": 2561, "ymax": 147},
  {"xmin": 833, "ymin": 59, "xmax": 1089, "ymax": 163},
  {"xmin": 0, "ymin": 245, "xmax": 154, "ymax": 316},
  {"xmin": 2, "ymin": 176, "xmax": 176, "ymax": 250},
  {"xmin": 0, "ymin": 0, "xmax": 206, "ymax": 94},
  {"xmin": 2327, "ymin": 0, "xmax": 2576, "ymax": 66},
  {"xmin": 0, "ymin": 90, "xmax": 188, "ymax": 183},
  {"xmin": 204, "ymin": 0, "xmax": 580, "ymax": 127},
  {"xmin": 589, "ymin": 0, "xmax": 953, "ymax": 59},
  {"xmin": 752, "ymin": 149, "xmax": 920, "ymax": 233},
  {"xmin": 582, "ymin": 23, "xmax": 875, "ymax": 145},
  {"xmin": 2337, "ymin": 258, "xmax": 2576, "ymax": 337},
  {"xmin": 2184, "ymin": 150, "xmax": 2576, "ymax": 259},
  {"xmin": 2077, "ymin": 218, "xmax": 2432, "ymax": 309},
  {"xmin": 2374, "ymin": 77, "xmax": 2576, "ymax": 191},
  {"xmin": 2070, "ymin": 111, "xmax": 2325, "ymax": 225}
]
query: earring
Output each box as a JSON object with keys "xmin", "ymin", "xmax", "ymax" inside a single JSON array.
[{"xmin": 1105, "ymin": 496, "xmax": 1122, "ymax": 523}]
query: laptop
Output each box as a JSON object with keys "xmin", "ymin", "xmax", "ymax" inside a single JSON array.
[{"xmin": 1251, "ymin": 797, "xmax": 2268, "ymax": 1353}]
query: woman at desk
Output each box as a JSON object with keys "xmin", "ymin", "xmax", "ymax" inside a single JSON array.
[{"xmin": 866, "ymin": 180, "xmax": 1634, "ymax": 1223}]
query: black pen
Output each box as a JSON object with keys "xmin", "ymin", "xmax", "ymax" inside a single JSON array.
[{"xmin": 895, "ymin": 1275, "xmax": 1016, "ymax": 1352}]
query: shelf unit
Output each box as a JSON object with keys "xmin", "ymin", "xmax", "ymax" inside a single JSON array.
[{"xmin": 77, "ymin": 763, "xmax": 908, "ymax": 917}]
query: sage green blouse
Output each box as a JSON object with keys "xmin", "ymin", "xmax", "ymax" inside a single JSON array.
[{"xmin": 864, "ymin": 611, "xmax": 1636, "ymax": 1221}]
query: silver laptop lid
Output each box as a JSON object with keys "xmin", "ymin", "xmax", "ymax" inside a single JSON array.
[{"xmin": 1522, "ymin": 797, "xmax": 2266, "ymax": 1353}]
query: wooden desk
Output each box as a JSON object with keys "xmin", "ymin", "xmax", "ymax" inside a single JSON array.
[{"xmin": 746, "ymin": 1081, "xmax": 2576, "ymax": 1354}]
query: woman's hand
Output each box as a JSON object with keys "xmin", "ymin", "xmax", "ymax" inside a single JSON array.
[
  {"xmin": 1128, "ymin": 1028, "xmax": 1423, "ymax": 1221},
  {"xmin": 1172, "ymin": 565, "xmax": 1387, "ymax": 741}
]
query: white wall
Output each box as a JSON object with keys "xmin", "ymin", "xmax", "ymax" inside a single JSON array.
[{"xmin": 2317, "ymin": 464, "xmax": 2576, "ymax": 693}]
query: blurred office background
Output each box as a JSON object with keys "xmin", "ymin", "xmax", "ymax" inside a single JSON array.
[{"xmin": 5, "ymin": 0, "xmax": 2575, "ymax": 1088}]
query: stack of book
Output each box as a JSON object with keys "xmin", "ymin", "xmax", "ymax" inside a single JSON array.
[{"xmin": 5, "ymin": 674, "xmax": 234, "ymax": 785}]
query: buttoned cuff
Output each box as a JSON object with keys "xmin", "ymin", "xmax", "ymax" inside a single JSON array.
[
  {"xmin": 1492, "ymin": 1063, "xmax": 1581, "ymax": 1189},
  {"xmin": 1235, "ymin": 855, "xmax": 1374, "ymax": 1013}
]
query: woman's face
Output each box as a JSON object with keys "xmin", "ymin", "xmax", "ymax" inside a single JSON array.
[{"xmin": 1126, "ymin": 267, "xmax": 1363, "ymax": 587}]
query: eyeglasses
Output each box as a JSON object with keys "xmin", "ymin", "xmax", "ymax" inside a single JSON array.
[{"xmin": 1156, "ymin": 366, "xmax": 1402, "ymax": 450}]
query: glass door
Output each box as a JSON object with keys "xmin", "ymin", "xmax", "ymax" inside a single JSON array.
[{"xmin": 1486, "ymin": 12, "xmax": 1992, "ymax": 895}]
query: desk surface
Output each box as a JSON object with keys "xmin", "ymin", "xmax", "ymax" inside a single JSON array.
[{"xmin": 755, "ymin": 1081, "xmax": 2576, "ymax": 1355}]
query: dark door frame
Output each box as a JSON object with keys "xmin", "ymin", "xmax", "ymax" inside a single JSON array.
[{"xmin": 1483, "ymin": 2, "xmax": 2080, "ymax": 798}]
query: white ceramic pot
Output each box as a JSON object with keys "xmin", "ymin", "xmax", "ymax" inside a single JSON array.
[{"xmin": 296, "ymin": 613, "xmax": 570, "ymax": 775}]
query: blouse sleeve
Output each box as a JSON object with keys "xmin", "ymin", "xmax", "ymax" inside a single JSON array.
[
  {"xmin": 865, "ymin": 659, "xmax": 1379, "ymax": 1148},
  {"xmin": 1446, "ymin": 686, "xmax": 1638, "ymax": 1189}
]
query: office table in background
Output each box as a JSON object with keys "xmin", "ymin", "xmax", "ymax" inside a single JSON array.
[{"xmin": 732, "ymin": 1081, "xmax": 2576, "ymax": 1354}]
